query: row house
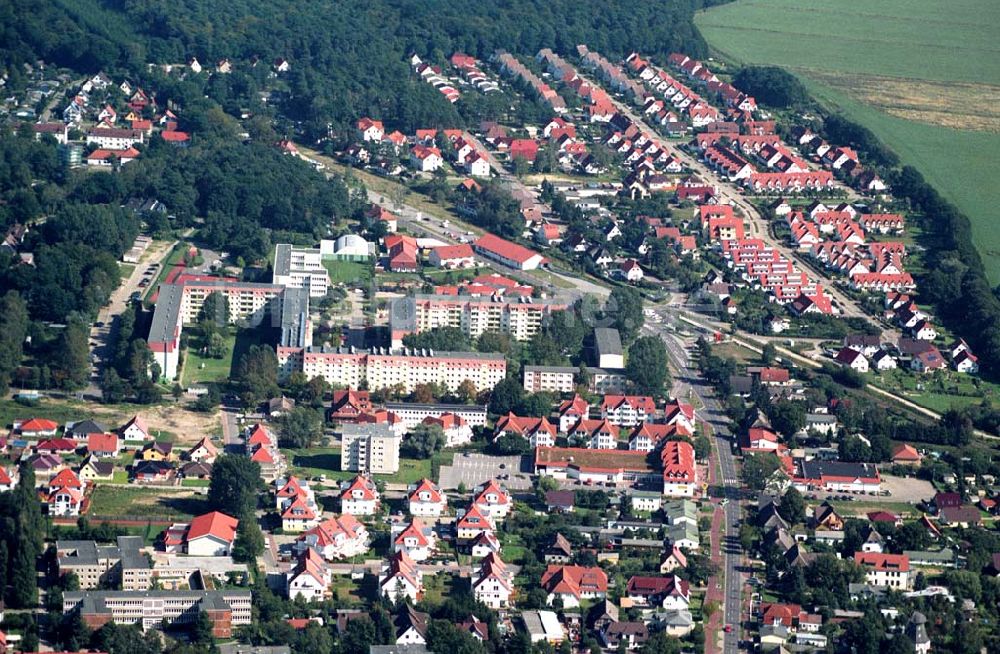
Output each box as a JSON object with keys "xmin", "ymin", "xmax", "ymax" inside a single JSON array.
[
  {"xmin": 568, "ymin": 419, "xmax": 619, "ymax": 449},
  {"xmin": 859, "ymin": 213, "xmax": 905, "ymax": 234},
  {"xmin": 599, "ymin": 395, "xmax": 657, "ymax": 426},
  {"xmin": 495, "ymin": 412, "xmax": 557, "ymax": 448},
  {"xmin": 628, "ymin": 423, "xmax": 691, "ymax": 453},
  {"xmin": 745, "ymin": 171, "xmax": 835, "ymax": 193}
]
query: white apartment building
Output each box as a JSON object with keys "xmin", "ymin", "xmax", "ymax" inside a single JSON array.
[
  {"xmin": 339, "ymin": 423, "xmax": 400, "ymax": 474},
  {"xmin": 278, "ymin": 347, "xmax": 507, "ymax": 393},
  {"xmin": 389, "ymin": 295, "xmax": 567, "ymax": 348},
  {"xmin": 63, "ymin": 589, "xmax": 252, "ymax": 633},
  {"xmin": 523, "ymin": 365, "xmax": 576, "ymax": 393},
  {"xmin": 272, "ymin": 243, "xmax": 331, "ymax": 298},
  {"xmin": 86, "ymin": 127, "xmax": 144, "ymax": 149}
]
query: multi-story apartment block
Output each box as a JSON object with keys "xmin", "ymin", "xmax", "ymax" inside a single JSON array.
[
  {"xmin": 86, "ymin": 127, "xmax": 144, "ymax": 149},
  {"xmin": 272, "ymin": 243, "xmax": 331, "ymax": 298},
  {"xmin": 389, "ymin": 295, "xmax": 566, "ymax": 347},
  {"xmin": 277, "ymin": 347, "xmax": 506, "ymax": 394},
  {"xmin": 339, "ymin": 423, "xmax": 401, "ymax": 474},
  {"xmin": 149, "ymin": 281, "xmax": 305, "ymax": 380},
  {"xmin": 600, "ymin": 395, "xmax": 657, "ymax": 427},
  {"xmin": 383, "ymin": 402, "xmax": 488, "ymax": 429},
  {"xmin": 63, "ymin": 589, "xmax": 252, "ymax": 637},
  {"xmin": 523, "ymin": 365, "xmax": 576, "ymax": 393}
]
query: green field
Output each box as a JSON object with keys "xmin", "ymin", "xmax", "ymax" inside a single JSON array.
[
  {"xmin": 181, "ymin": 330, "xmax": 237, "ymax": 386},
  {"xmin": 695, "ymin": 0, "xmax": 1000, "ymax": 280},
  {"xmin": 323, "ymin": 259, "xmax": 373, "ymax": 286},
  {"xmin": 88, "ymin": 486, "xmax": 209, "ymax": 520}
]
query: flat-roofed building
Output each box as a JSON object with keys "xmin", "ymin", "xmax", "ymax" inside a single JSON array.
[
  {"xmin": 340, "ymin": 423, "xmax": 401, "ymax": 474},
  {"xmin": 64, "ymin": 589, "xmax": 252, "ymax": 637},
  {"xmin": 278, "ymin": 347, "xmax": 506, "ymax": 394},
  {"xmin": 523, "ymin": 365, "xmax": 576, "ymax": 393},
  {"xmin": 273, "ymin": 243, "xmax": 331, "ymax": 298},
  {"xmin": 388, "ymin": 294, "xmax": 566, "ymax": 347}
]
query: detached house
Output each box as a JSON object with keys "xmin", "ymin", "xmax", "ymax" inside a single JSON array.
[
  {"xmin": 339, "ymin": 475, "xmax": 380, "ymax": 515},
  {"xmin": 407, "ymin": 479, "xmax": 447, "ymax": 517},
  {"xmin": 472, "ymin": 552, "xmax": 514, "ymax": 609},
  {"xmin": 473, "ymin": 480, "xmax": 512, "ymax": 520},
  {"xmin": 393, "ymin": 519, "xmax": 437, "ymax": 561},
  {"xmin": 541, "ymin": 565, "xmax": 608, "ymax": 608},
  {"xmin": 379, "ymin": 550, "xmax": 423, "ymax": 603}
]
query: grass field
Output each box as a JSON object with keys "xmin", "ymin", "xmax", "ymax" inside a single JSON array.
[
  {"xmin": 323, "ymin": 260, "xmax": 373, "ymax": 286},
  {"xmin": 88, "ymin": 486, "xmax": 209, "ymax": 520},
  {"xmin": 695, "ymin": 0, "xmax": 1000, "ymax": 281},
  {"xmin": 181, "ymin": 329, "xmax": 236, "ymax": 386}
]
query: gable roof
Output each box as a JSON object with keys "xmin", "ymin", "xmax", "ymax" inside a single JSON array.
[{"xmin": 187, "ymin": 511, "xmax": 239, "ymax": 543}]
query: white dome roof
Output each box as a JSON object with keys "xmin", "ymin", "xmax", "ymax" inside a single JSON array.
[{"xmin": 334, "ymin": 234, "xmax": 370, "ymax": 255}]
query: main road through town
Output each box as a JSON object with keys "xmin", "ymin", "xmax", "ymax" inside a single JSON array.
[{"xmin": 643, "ymin": 306, "xmax": 745, "ymax": 653}]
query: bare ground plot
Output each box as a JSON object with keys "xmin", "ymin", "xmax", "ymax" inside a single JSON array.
[{"xmin": 438, "ymin": 453, "xmax": 532, "ymax": 490}]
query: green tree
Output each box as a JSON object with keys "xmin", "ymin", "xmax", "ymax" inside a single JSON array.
[
  {"xmin": 232, "ymin": 519, "xmax": 265, "ymax": 564},
  {"xmin": 0, "ymin": 291, "xmax": 29, "ymax": 393},
  {"xmin": 741, "ymin": 452, "xmax": 782, "ymax": 491},
  {"xmin": 277, "ymin": 406, "xmax": 324, "ymax": 448},
  {"xmin": 641, "ymin": 631, "xmax": 682, "ymax": 654},
  {"xmin": 766, "ymin": 399, "xmax": 806, "ymax": 438},
  {"xmin": 192, "ymin": 610, "xmax": 216, "ymax": 648},
  {"xmin": 404, "ymin": 423, "xmax": 446, "ymax": 458},
  {"xmin": 488, "ymin": 376, "xmax": 525, "ymax": 415},
  {"xmin": 605, "ymin": 287, "xmax": 644, "ymax": 343},
  {"xmin": 778, "ymin": 487, "xmax": 805, "ymax": 525},
  {"xmin": 625, "ymin": 336, "xmax": 670, "ymax": 395},
  {"xmin": 235, "ymin": 344, "xmax": 279, "ymax": 405},
  {"xmin": 208, "ymin": 454, "xmax": 262, "ymax": 519},
  {"xmin": 198, "ymin": 291, "xmax": 230, "ymax": 328},
  {"xmin": 55, "ymin": 316, "xmax": 91, "ymax": 389}
]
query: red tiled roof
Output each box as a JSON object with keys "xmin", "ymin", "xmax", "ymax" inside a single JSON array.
[
  {"xmin": 473, "ymin": 234, "xmax": 545, "ymax": 266},
  {"xmin": 854, "ymin": 552, "xmax": 909, "ymax": 572},
  {"xmin": 20, "ymin": 418, "xmax": 58, "ymax": 432},
  {"xmin": 187, "ymin": 511, "xmax": 239, "ymax": 543},
  {"xmin": 87, "ymin": 433, "xmax": 118, "ymax": 453}
]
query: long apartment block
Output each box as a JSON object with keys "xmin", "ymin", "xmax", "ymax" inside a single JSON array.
[
  {"xmin": 388, "ymin": 294, "xmax": 567, "ymax": 347},
  {"xmin": 277, "ymin": 345, "xmax": 506, "ymax": 394}
]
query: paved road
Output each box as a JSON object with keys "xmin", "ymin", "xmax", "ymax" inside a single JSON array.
[
  {"xmin": 87, "ymin": 239, "xmax": 177, "ymax": 396},
  {"xmin": 643, "ymin": 315, "xmax": 744, "ymax": 653}
]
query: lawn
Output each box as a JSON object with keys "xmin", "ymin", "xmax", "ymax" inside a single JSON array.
[
  {"xmin": 695, "ymin": 0, "xmax": 1000, "ymax": 281},
  {"xmin": 873, "ymin": 368, "xmax": 999, "ymax": 412},
  {"xmin": 323, "ymin": 259, "xmax": 373, "ymax": 286},
  {"xmin": 181, "ymin": 328, "xmax": 236, "ymax": 386},
  {"xmin": 119, "ymin": 263, "xmax": 136, "ymax": 281},
  {"xmin": 88, "ymin": 486, "xmax": 209, "ymax": 520}
]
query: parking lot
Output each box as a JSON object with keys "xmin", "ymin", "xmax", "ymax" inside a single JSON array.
[{"xmin": 438, "ymin": 453, "xmax": 532, "ymax": 490}]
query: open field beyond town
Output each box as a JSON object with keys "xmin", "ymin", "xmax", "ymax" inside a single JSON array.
[{"xmin": 696, "ymin": 0, "xmax": 1000, "ymax": 280}]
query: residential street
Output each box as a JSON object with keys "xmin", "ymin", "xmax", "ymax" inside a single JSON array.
[{"xmin": 571, "ymin": 68, "xmax": 877, "ymax": 324}]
